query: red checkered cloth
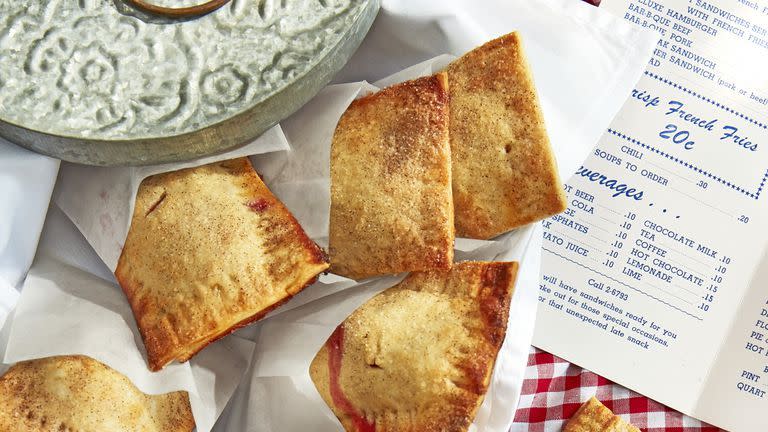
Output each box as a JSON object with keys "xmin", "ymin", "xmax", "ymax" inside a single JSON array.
[{"xmin": 511, "ymin": 348, "xmax": 722, "ymax": 432}]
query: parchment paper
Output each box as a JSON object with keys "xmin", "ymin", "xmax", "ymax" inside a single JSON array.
[{"xmin": 0, "ymin": 140, "xmax": 58, "ymax": 328}]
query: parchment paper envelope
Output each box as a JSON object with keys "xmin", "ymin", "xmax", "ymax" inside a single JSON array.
[{"xmin": 0, "ymin": 141, "xmax": 59, "ymax": 329}]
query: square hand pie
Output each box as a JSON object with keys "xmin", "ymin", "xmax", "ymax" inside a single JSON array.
[
  {"xmin": 309, "ymin": 261, "xmax": 519, "ymax": 432},
  {"xmin": 116, "ymin": 157, "xmax": 329, "ymax": 371},
  {"xmin": 329, "ymin": 73, "xmax": 454, "ymax": 280},
  {"xmin": 563, "ymin": 397, "xmax": 641, "ymax": 432},
  {"xmin": 447, "ymin": 32, "xmax": 567, "ymax": 239},
  {"xmin": 0, "ymin": 355, "xmax": 194, "ymax": 432}
]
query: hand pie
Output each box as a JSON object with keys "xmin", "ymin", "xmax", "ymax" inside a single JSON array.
[
  {"xmin": 329, "ymin": 74, "xmax": 454, "ymax": 280},
  {"xmin": 309, "ymin": 261, "xmax": 518, "ymax": 432},
  {"xmin": 563, "ymin": 397, "xmax": 641, "ymax": 432},
  {"xmin": 116, "ymin": 157, "xmax": 329, "ymax": 371},
  {"xmin": 446, "ymin": 32, "xmax": 567, "ymax": 239},
  {"xmin": 0, "ymin": 355, "xmax": 194, "ymax": 432}
]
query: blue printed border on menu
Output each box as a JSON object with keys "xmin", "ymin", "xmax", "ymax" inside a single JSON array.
[
  {"xmin": 645, "ymin": 72, "xmax": 768, "ymax": 130},
  {"xmin": 610, "ymin": 72, "xmax": 768, "ymax": 201},
  {"xmin": 607, "ymin": 129, "xmax": 768, "ymax": 200}
]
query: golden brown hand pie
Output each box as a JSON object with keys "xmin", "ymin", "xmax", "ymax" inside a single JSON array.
[
  {"xmin": 446, "ymin": 32, "xmax": 567, "ymax": 239},
  {"xmin": 328, "ymin": 73, "xmax": 454, "ymax": 280},
  {"xmin": 309, "ymin": 261, "xmax": 519, "ymax": 432},
  {"xmin": 116, "ymin": 157, "xmax": 329, "ymax": 371},
  {"xmin": 0, "ymin": 355, "xmax": 194, "ymax": 432},
  {"xmin": 563, "ymin": 397, "xmax": 641, "ymax": 432}
]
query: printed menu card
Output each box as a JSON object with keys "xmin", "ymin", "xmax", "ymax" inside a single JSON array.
[{"xmin": 534, "ymin": 0, "xmax": 768, "ymax": 429}]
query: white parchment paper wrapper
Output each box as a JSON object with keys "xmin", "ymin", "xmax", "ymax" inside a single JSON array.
[
  {"xmin": 0, "ymin": 207, "xmax": 255, "ymax": 432},
  {"xmin": 0, "ymin": 140, "xmax": 59, "ymax": 328}
]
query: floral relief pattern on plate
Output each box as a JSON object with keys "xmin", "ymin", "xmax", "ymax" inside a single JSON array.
[{"xmin": 0, "ymin": 0, "xmax": 365, "ymax": 139}]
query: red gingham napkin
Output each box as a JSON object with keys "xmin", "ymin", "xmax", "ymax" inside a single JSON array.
[{"xmin": 510, "ymin": 348, "xmax": 723, "ymax": 432}]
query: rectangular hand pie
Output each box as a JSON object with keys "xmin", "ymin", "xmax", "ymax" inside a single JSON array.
[
  {"xmin": 310, "ymin": 261, "xmax": 519, "ymax": 432},
  {"xmin": 329, "ymin": 73, "xmax": 454, "ymax": 279},
  {"xmin": 116, "ymin": 157, "xmax": 329, "ymax": 371},
  {"xmin": 0, "ymin": 355, "xmax": 194, "ymax": 432},
  {"xmin": 446, "ymin": 32, "xmax": 567, "ymax": 239}
]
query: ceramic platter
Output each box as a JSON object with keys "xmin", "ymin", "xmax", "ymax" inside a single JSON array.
[{"xmin": 0, "ymin": 0, "xmax": 379, "ymax": 165}]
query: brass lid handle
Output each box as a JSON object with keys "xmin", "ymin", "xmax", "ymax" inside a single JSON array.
[{"xmin": 125, "ymin": 0, "xmax": 231, "ymax": 18}]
